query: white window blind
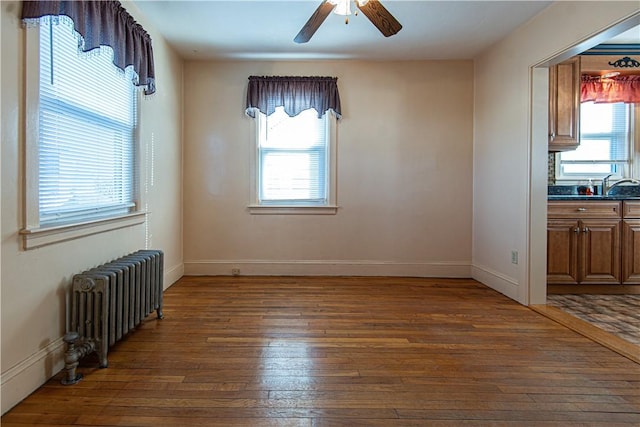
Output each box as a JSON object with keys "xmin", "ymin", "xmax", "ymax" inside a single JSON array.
[
  {"xmin": 257, "ymin": 107, "xmax": 328, "ymax": 205},
  {"xmin": 559, "ymin": 102, "xmax": 631, "ymax": 177},
  {"xmin": 38, "ymin": 18, "xmax": 137, "ymax": 226}
]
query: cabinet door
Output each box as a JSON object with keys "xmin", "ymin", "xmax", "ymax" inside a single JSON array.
[
  {"xmin": 579, "ymin": 219, "xmax": 620, "ymax": 284},
  {"xmin": 622, "ymin": 219, "xmax": 640, "ymax": 284},
  {"xmin": 549, "ymin": 57, "xmax": 580, "ymax": 152},
  {"xmin": 547, "ymin": 219, "xmax": 579, "ymax": 284}
]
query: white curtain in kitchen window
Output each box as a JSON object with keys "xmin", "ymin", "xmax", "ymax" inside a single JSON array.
[{"xmin": 38, "ymin": 17, "xmax": 138, "ymax": 226}]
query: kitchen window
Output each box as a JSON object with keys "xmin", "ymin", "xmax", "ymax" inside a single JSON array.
[{"xmin": 557, "ymin": 101, "xmax": 637, "ymax": 181}]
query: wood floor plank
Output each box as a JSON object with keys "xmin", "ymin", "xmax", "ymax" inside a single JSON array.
[{"xmin": 3, "ymin": 276, "xmax": 640, "ymax": 425}]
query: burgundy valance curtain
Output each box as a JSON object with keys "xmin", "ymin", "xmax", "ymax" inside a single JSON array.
[
  {"xmin": 581, "ymin": 75, "xmax": 640, "ymax": 104},
  {"xmin": 245, "ymin": 76, "xmax": 342, "ymax": 119},
  {"xmin": 22, "ymin": 0, "xmax": 156, "ymax": 95}
]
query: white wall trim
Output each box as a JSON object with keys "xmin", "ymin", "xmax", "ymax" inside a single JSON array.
[
  {"xmin": 247, "ymin": 205, "xmax": 339, "ymax": 215},
  {"xmin": 471, "ymin": 263, "xmax": 521, "ymax": 303},
  {"xmin": 20, "ymin": 212, "xmax": 146, "ymax": 250},
  {"xmin": 1, "ymin": 337, "xmax": 66, "ymax": 415},
  {"xmin": 184, "ymin": 259, "xmax": 471, "ymax": 278},
  {"xmin": 164, "ymin": 262, "xmax": 184, "ymax": 289}
]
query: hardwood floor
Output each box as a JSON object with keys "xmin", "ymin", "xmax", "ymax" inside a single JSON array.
[{"xmin": 3, "ymin": 276, "xmax": 640, "ymax": 426}]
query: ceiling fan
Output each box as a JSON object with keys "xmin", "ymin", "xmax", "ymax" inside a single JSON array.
[{"xmin": 294, "ymin": 0, "xmax": 402, "ymax": 44}]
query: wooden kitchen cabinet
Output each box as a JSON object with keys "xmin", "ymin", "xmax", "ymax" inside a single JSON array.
[
  {"xmin": 547, "ymin": 218, "xmax": 579, "ymax": 284},
  {"xmin": 622, "ymin": 201, "xmax": 640, "ymax": 284},
  {"xmin": 547, "ymin": 201, "xmax": 621, "ymax": 285},
  {"xmin": 548, "ymin": 56, "xmax": 581, "ymax": 152},
  {"xmin": 579, "ymin": 218, "xmax": 621, "ymax": 284}
]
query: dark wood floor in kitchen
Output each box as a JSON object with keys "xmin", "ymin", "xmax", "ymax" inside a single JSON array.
[{"xmin": 3, "ymin": 276, "xmax": 640, "ymax": 426}]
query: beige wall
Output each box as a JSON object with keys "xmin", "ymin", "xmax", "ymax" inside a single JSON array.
[
  {"xmin": 183, "ymin": 60, "xmax": 474, "ymax": 277},
  {"xmin": 473, "ymin": 1, "xmax": 639, "ymax": 304},
  {"xmin": 0, "ymin": 1, "xmax": 183, "ymax": 413}
]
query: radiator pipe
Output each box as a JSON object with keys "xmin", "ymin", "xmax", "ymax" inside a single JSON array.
[{"xmin": 61, "ymin": 331, "xmax": 95, "ymax": 385}]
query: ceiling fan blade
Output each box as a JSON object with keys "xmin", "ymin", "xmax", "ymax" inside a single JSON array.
[
  {"xmin": 357, "ymin": 0, "xmax": 402, "ymax": 38},
  {"xmin": 294, "ymin": 1, "xmax": 337, "ymax": 44}
]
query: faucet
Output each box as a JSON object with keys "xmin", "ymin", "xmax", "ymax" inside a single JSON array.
[
  {"xmin": 602, "ymin": 174, "xmax": 614, "ymax": 195},
  {"xmin": 605, "ymin": 178, "xmax": 640, "ymax": 196}
]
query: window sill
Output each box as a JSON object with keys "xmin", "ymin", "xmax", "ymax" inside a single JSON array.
[
  {"xmin": 248, "ymin": 205, "xmax": 339, "ymax": 215},
  {"xmin": 20, "ymin": 212, "xmax": 146, "ymax": 250}
]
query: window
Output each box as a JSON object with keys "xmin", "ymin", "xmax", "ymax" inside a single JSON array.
[
  {"xmin": 250, "ymin": 107, "xmax": 338, "ymax": 214},
  {"xmin": 245, "ymin": 76, "xmax": 340, "ymax": 214},
  {"xmin": 557, "ymin": 102, "xmax": 634, "ymax": 180},
  {"xmin": 258, "ymin": 107, "xmax": 328, "ymax": 204},
  {"xmin": 22, "ymin": 18, "xmax": 143, "ymax": 248},
  {"xmin": 38, "ymin": 18, "xmax": 138, "ymax": 225}
]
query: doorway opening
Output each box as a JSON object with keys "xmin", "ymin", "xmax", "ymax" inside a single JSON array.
[{"xmin": 529, "ymin": 16, "xmax": 640, "ymax": 362}]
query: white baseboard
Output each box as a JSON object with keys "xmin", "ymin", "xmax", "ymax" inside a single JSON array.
[
  {"xmin": 184, "ymin": 259, "xmax": 472, "ymax": 278},
  {"xmin": 471, "ymin": 263, "xmax": 521, "ymax": 303},
  {"xmin": 1, "ymin": 337, "xmax": 66, "ymax": 415},
  {"xmin": 164, "ymin": 262, "xmax": 184, "ymax": 289}
]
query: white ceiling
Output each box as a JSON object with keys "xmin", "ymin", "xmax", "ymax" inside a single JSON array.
[
  {"xmin": 132, "ymin": 0, "xmax": 562, "ymax": 61},
  {"xmin": 605, "ymin": 25, "xmax": 640, "ymax": 44}
]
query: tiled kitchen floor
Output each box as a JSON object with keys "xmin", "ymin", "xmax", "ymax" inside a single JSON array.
[{"xmin": 547, "ymin": 294, "xmax": 640, "ymax": 346}]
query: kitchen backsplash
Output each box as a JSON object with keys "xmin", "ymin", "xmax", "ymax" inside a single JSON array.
[{"xmin": 548, "ymin": 153, "xmax": 556, "ymax": 184}]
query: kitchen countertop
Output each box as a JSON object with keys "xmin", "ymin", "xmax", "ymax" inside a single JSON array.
[
  {"xmin": 548, "ymin": 195, "xmax": 640, "ymax": 201},
  {"xmin": 548, "ymin": 184, "xmax": 640, "ymax": 200}
]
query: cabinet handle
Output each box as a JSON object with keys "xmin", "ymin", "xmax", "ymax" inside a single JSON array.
[
  {"xmin": 577, "ymin": 207, "xmax": 587, "ymax": 212},
  {"xmin": 574, "ymin": 227, "xmax": 580, "ymax": 233},
  {"xmin": 583, "ymin": 227, "xmax": 589, "ymax": 233}
]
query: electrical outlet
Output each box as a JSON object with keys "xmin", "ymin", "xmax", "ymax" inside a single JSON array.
[
  {"xmin": 511, "ymin": 250, "xmax": 518, "ymax": 265},
  {"xmin": 231, "ymin": 268, "xmax": 240, "ymax": 276}
]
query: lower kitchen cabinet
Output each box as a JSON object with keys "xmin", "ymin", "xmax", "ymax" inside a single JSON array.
[
  {"xmin": 622, "ymin": 201, "xmax": 640, "ymax": 284},
  {"xmin": 580, "ymin": 218, "xmax": 621, "ymax": 284},
  {"xmin": 547, "ymin": 217, "xmax": 620, "ymax": 284},
  {"xmin": 547, "ymin": 219, "xmax": 579, "ymax": 284},
  {"xmin": 547, "ymin": 201, "xmax": 622, "ymax": 285}
]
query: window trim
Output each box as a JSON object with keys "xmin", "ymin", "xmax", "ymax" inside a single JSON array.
[
  {"xmin": 20, "ymin": 212, "xmax": 146, "ymax": 250},
  {"xmin": 248, "ymin": 109, "xmax": 338, "ymax": 215},
  {"xmin": 20, "ymin": 22, "xmax": 145, "ymax": 250}
]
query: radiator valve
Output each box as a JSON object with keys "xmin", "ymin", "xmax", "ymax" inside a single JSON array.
[{"xmin": 61, "ymin": 331, "xmax": 94, "ymax": 385}]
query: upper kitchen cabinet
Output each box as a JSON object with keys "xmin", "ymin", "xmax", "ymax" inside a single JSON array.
[{"xmin": 548, "ymin": 56, "xmax": 581, "ymax": 152}]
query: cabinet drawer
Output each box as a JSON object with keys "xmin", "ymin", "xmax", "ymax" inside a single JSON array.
[
  {"xmin": 548, "ymin": 201, "xmax": 621, "ymax": 218},
  {"xmin": 623, "ymin": 201, "xmax": 640, "ymax": 218}
]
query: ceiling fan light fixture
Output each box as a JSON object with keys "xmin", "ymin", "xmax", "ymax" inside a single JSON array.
[
  {"xmin": 332, "ymin": 0, "xmax": 352, "ymax": 16},
  {"xmin": 294, "ymin": 0, "xmax": 402, "ymax": 43}
]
